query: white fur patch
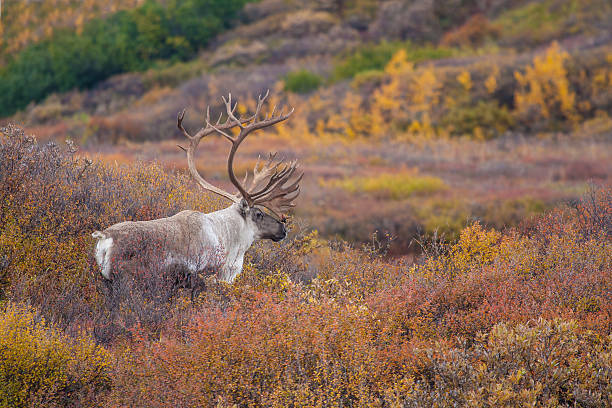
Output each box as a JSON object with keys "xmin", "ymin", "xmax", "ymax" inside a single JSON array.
[{"xmin": 93, "ymin": 234, "xmax": 114, "ymax": 279}]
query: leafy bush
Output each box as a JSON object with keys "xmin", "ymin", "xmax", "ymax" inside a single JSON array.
[
  {"xmin": 108, "ymin": 194, "xmax": 612, "ymax": 405},
  {"xmin": 0, "ymin": 0, "xmax": 252, "ymax": 117},
  {"xmin": 111, "ymin": 290, "xmax": 408, "ymax": 407},
  {"xmin": 381, "ymin": 204, "xmax": 611, "ymax": 342},
  {"xmin": 0, "ymin": 304, "xmax": 111, "ymax": 408},
  {"xmin": 0, "ymin": 125, "xmax": 221, "ymax": 339},
  {"xmin": 332, "ymin": 41, "xmax": 454, "ymax": 81},
  {"xmin": 283, "ymin": 69, "xmax": 323, "ymax": 94},
  {"xmin": 441, "ymin": 13, "xmax": 501, "ymax": 47},
  {"xmin": 399, "ymin": 319, "xmax": 612, "ymax": 407},
  {"xmin": 442, "ymin": 100, "xmax": 515, "ymax": 139},
  {"xmin": 1, "ymin": 124, "xmax": 610, "ymax": 406},
  {"xmin": 329, "ymin": 171, "xmax": 447, "ymax": 199}
]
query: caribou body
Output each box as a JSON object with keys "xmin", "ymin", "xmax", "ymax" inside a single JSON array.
[{"xmin": 92, "ymin": 92, "xmax": 301, "ymax": 283}]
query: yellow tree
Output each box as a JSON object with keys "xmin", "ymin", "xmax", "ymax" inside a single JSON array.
[
  {"xmin": 514, "ymin": 42, "xmax": 578, "ymax": 123},
  {"xmin": 371, "ymin": 49, "xmax": 414, "ymax": 137}
]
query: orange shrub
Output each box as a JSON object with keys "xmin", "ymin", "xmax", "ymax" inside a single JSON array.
[
  {"xmin": 111, "ymin": 289, "xmax": 412, "ymax": 407},
  {"xmin": 373, "ymin": 191, "xmax": 611, "ymax": 342},
  {"xmin": 441, "ymin": 14, "xmax": 501, "ymax": 47}
]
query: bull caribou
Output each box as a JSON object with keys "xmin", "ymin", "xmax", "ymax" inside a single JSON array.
[{"xmin": 92, "ymin": 91, "xmax": 301, "ymax": 283}]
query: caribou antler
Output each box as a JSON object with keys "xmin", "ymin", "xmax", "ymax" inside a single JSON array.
[
  {"xmin": 177, "ymin": 97, "xmax": 257, "ymax": 203},
  {"xmin": 179, "ymin": 92, "xmax": 301, "ymax": 218},
  {"xmin": 210, "ymin": 91, "xmax": 301, "ymax": 218},
  {"xmin": 241, "ymin": 153, "xmax": 303, "ymax": 217}
]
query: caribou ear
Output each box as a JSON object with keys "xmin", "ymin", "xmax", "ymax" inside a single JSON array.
[{"xmin": 238, "ymin": 198, "xmax": 249, "ymax": 217}]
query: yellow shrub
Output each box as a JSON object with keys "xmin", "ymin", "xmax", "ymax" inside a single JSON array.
[
  {"xmin": 410, "ymin": 65, "xmax": 441, "ymax": 113},
  {"xmin": 514, "ymin": 42, "xmax": 578, "ymax": 123},
  {"xmin": 371, "ymin": 49, "xmax": 413, "ymax": 133},
  {"xmin": 448, "ymin": 223, "xmax": 502, "ymax": 276},
  {"xmin": 0, "ymin": 304, "xmax": 111, "ymax": 408},
  {"xmin": 485, "ymin": 64, "xmax": 499, "ymax": 94},
  {"xmin": 457, "ymin": 71, "xmax": 472, "ymax": 92},
  {"xmin": 328, "ymin": 171, "xmax": 447, "ymax": 200}
]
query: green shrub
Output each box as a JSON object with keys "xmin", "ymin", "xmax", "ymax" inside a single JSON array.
[
  {"xmin": 332, "ymin": 41, "xmax": 454, "ymax": 81},
  {"xmin": 283, "ymin": 70, "xmax": 323, "ymax": 94},
  {"xmin": 0, "ymin": 304, "xmax": 111, "ymax": 408},
  {"xmin": 442, "ymin": 100, "xmax": 515, "ymax": 139},
  {"xmin": 494, "ymin": 0, "xmax": 581, "ymax": 44}
]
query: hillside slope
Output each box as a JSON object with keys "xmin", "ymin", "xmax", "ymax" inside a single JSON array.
[{"xmin": 2, "ymin": 0, "xmax": 611, "ymax": 250}]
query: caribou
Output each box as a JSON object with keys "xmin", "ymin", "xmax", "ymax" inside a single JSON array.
[{"xmin": 92, "ymin": 91, "xmax": 302, "ymax": 284}]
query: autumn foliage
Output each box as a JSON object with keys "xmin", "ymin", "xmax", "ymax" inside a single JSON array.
[
  {"xmin": 0, "ymin": 304, "xmax": 111, "ymax": 408},
  {"xmin": 1, "ymin": 0, "xmax": 611, "ymax": 405},
  {"xmin": 1, "ymin": 125, "xmax": 610, "ymax": 406}
]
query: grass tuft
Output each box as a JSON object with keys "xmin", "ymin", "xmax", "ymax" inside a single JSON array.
[{"xmin": 329, "ymin": 171, "xmax": 448, "ymax": 199}]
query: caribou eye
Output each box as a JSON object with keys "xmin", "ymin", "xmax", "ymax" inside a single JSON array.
[{"xmin": 256, "ymin": 212, "xmax": 263, "ymax": 220}]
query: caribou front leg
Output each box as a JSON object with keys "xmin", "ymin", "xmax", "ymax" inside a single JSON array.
[{"xmin": 221, "ymin": 255, "xmax": 244, "ymax": 283}]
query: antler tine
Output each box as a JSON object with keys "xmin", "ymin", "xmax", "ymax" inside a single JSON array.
[
  {"xmin": 206, "ymin": 120, "xmax": 235, "ymax": 143},
  {"xmin": 242, "ymin": 151, "xmax": 277, "ymax": 191},
  {"xmin": 248, "ymin": 156, "xmax": 292, "ymax": 199},
  {"xmin": 250, "ymin": 172, "xmax": 302, "ymax": 214},
  {"xmin": 254, "ymin": 89, "xmax": 270, "ymax": 120},
  {"xmin": 240, "ymin": 106, "xmax": 294, "ymax": 141},
  {"xmin": 221, "ymin": 93, "xmax": 244, "ymax": 130},
  {"xmin": 261, "ymin": 188, "xmax": 301, "ymax": 209},
  {"xmin": 177, "ymin": 109, "xmax": 192, "ymax": 139},
  {"xmin": 252, "ymin": 169, "xmax": 302, "ymax": 202},
  {"xmin": 257, "ymin": 185, "xmax": 301, "ymax": 219},
  {"xmin": 268, "ymin": 105, "xmax": 277, "ymax": 120}
]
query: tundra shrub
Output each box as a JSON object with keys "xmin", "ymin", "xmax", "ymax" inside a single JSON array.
[
  {"xmin": 399, "ymin": 319, "xmax": 612, "ymax": 407},
  {"xmin": 0, "ymin": 125, "xmax": 220, "ymax": 337},
  {"xmin": 283, "ymin": 70, "xmax": 323, "ymax": 94},
  {"xmin": 0, "ymin": 304, "xmax": 111, "ymax": 408}
]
